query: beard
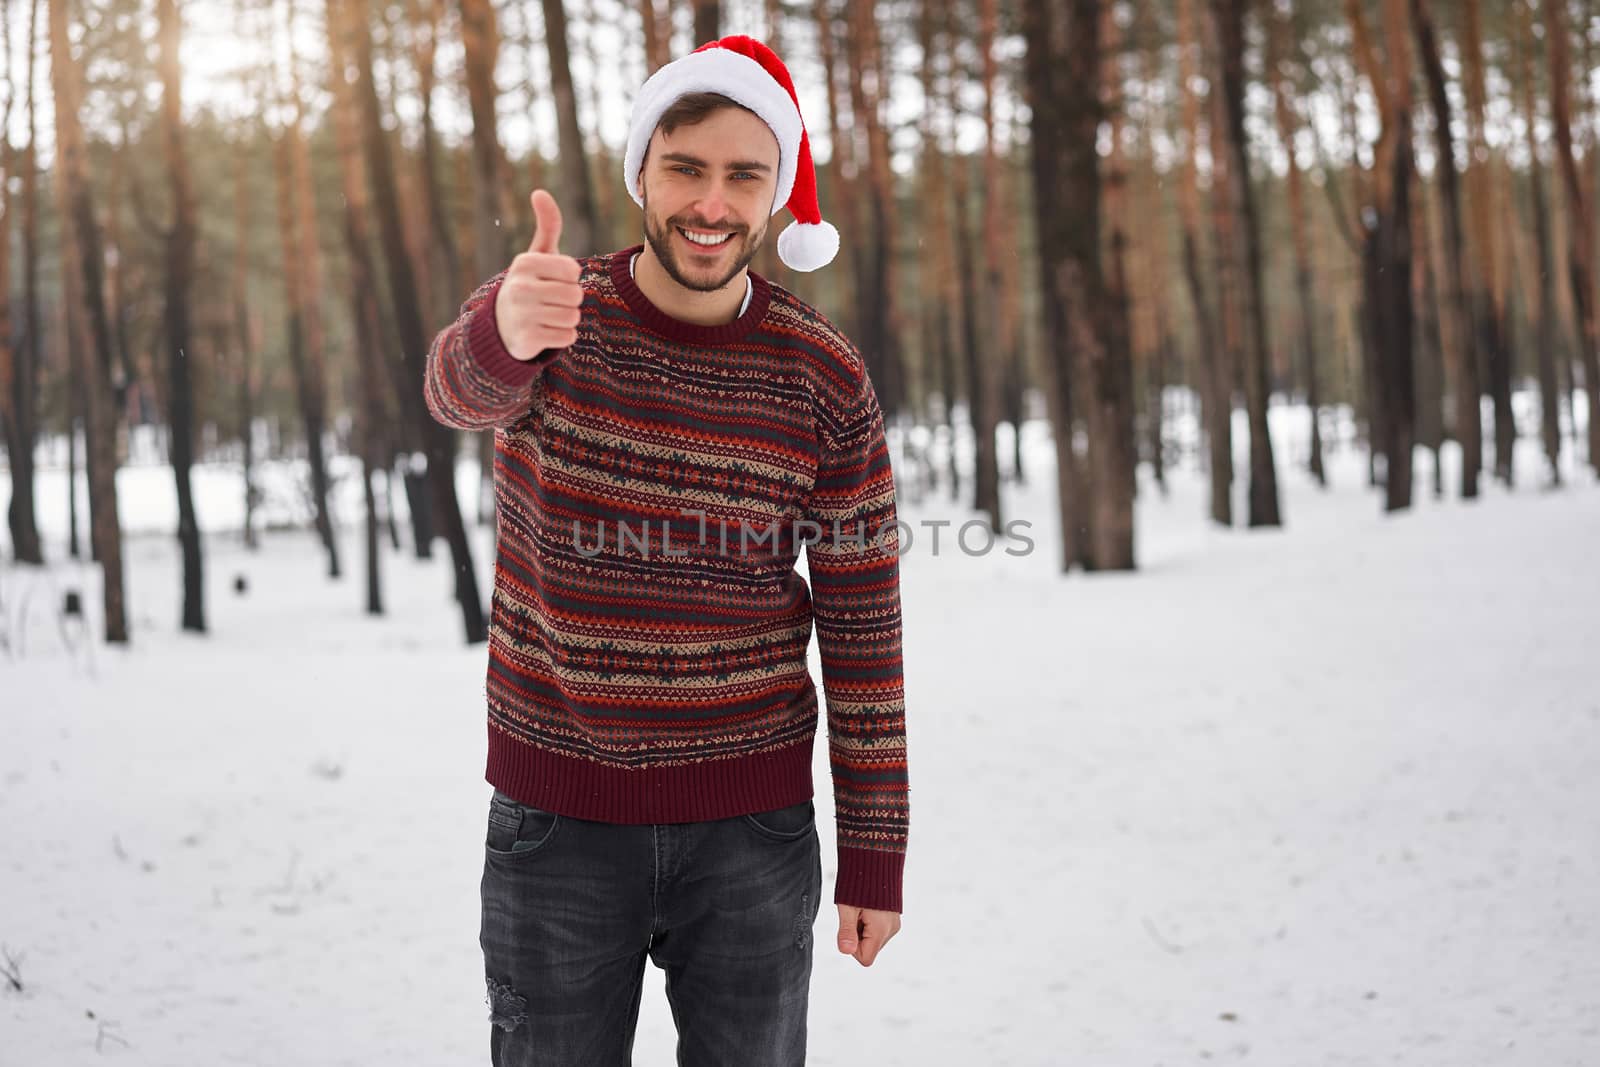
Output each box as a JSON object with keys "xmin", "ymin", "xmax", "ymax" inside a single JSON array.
[{"xmin": 642, "ymin": 198, "xmax": 769, "ymax": 294}]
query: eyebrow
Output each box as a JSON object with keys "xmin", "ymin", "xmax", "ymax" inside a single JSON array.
[{"xmin": 660, "ymin": 152, "xmax": 773, "ymax": 173}]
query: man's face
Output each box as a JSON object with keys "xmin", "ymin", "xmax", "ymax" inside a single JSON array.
[{"xmin": 638, "ymin": 107, "xmax": 781, "ymax": 294}]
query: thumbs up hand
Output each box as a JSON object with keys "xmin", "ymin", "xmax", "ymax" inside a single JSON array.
[{"xmin": 496, "ymin": 189, "xmax": 584, "ymax": 361}]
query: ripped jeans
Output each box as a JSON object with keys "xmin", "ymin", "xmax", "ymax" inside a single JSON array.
[{"xmin": 478, "ymin": 788, "xmax": 823, "ymax": 1067}]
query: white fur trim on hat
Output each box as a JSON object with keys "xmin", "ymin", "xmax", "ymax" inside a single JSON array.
[{"xmin": 623, "ymin": 48, "xmax": 802, "ymax": 216}]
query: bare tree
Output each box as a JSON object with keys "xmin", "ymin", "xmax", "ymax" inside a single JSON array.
[
  {"xmin": 1100, "ymin": 0, "xmax": 1135, "ymax": 495},
  {"xmin": 1347, "ymin": 0, "xmax": 1418, "ymax": 511},
  {"xmin": 539, "ymin": 0, "xmax": 599, "ymax": 255},
  {"xmin": 1456, "ymin": 0, "xmax": 1494, "ymax": 496},
  {"xmin": 639, "ymin": 0, "xmax": 672, "ymax": 73},
  {"xmin": 328, "ymin": 0, "xmax": 392, "ymax": 614},
  {"xmin": 1131, "ymin": 0, "xmax": 1173, "ymax": 497},
  {"xmin": 692, "ymin": 0, "xmax": 718, "ymax": 45},
  {"xmin": 459, "ymin": 0, "xmax": 509, "ymax": 529},
  {"xmin": 915, "ymin": 0, "xmax": 962, "ymax": 502},
  {"xmin": 413, "ymin": 0, "xmax": 465, "ymax": 319},
  {"xmin": 1026, "ymin": 0, "xmax": 1133, "ymax": 569},
  {"xmin": 1177, "ymin": 0, "xmax": 1231, "ymax": 525},
  {"xmin": 229, "ymin": 95, "xmax": 260, "ymax": 550},
  {"xmin": 1208, "ymin": 0, "xmax": 1282, "ymax": 527},
  {"xmin": 0, "ymin": 0, "xmax": 44, "ymax": 564},
  {"xmin": 1545, "ymin": 0, "xmax": 1600, "ymax": 478},
  {"xmin": 156, "ymin": 0, "xmax": 205, "ymax": 631},
  {"xmin": 1023, "ymin": 0, "xmax": 1092, "ymax": 567},
  {"xmin": 272, "ymin": 0, "xmax": 341, "ymax": 578},
  {"xmin": 344, "ymin": 0, "xmax": 488, "ymax": 643},
  {"xmin": 48, "ymin": 0, "xmax": 129, "ymax": 642},
  {"xmin": 935, "ymin": 4, "xmax": 999, "ymax": 519},
  {"xmin": 1517, "ymin": 0, "xmax": 1563, "ymax": 485},
  {"xmin": 1270, "ymin": 2, "xmax": 1325, "ymax": 487},
  {"xmin": 1409, "ymin": 0, "xmax": 1478, "ymax": 499},
  {"xmin": 460, "ymin": 0, "xmax": 509, "ymax": 281},
  {"xmin": 842, "ymin": 0, "xmax": 905, "ymax": 415},
  {"xmin": 811, "ymin": 0, "xmax": 861, "ymax": 339}
]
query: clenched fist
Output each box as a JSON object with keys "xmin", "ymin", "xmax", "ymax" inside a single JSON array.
[{"xmin": 496, "ymin": 189, "xmax": 584, "ymax": 362}]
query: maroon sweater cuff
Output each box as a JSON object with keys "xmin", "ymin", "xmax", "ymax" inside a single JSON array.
[
  {"xmin": 835, "ymin": 845, "xmax": 905, "ymax": 914},
  {"xmin": 466, "ymin": 279, "xmax": 547, "ymax": 388}
]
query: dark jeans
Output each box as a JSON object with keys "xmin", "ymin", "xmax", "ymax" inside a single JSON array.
[{"xmin": 479, "ymin": 788, "xmax": 823, "ymax": 1066}]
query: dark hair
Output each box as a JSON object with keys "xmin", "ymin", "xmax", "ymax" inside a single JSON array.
[{"xmin": 656, "ymin": 92, "xmax": 755, "ymax": 137}]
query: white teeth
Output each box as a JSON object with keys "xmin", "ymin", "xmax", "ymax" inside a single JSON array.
[{"xmin": 680, "ymin": 228, "xmax": 733, "ymax": 247}]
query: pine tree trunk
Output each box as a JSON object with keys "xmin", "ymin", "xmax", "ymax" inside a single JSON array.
[
  {"xmin": 157, "ymin": 0, "xmax": 205, "ymax": 632},
  {"xmin": 387, "ymin": 59, "xmax": 439, "ymax": 557},
  {"xmin": 639, "ymin": 0, "xmax": 671, "ymax": 73},
  {"xmin": 1208, "ymin": 0, "xmax": 1281, "ymax": 527},
  {"xmin": 278, "ymin": 0, "xmax": 341, "ymax": 579},
  {"xmin": 691, "ymin": 0, "xmax": 718, "ymax": 45},
  {"xmin": 962, "ymin": 0, "xmax": 1005, "ymax": 528},
  {"xmin": 231, "ymin": 116, "xmax": 260, "ymax": 551},
  {"xmin": 540, "ymin": 0, "xmax": 599, "ymax": 255},
  {"xmin": 1269, "ymin": 5, "xmax": 1326, "ymax": 487},
  {"xmin": 1516, "ymin": 1, "xmax": 1562, "ymax": 485},
  {"xmin": 48, "ymin": 0, "xmax": 128, "ymax": 642},
  {"xmin": 1054, "ymin": 0, "xmax": 1132, "ymax": 568},
  {"xmin": 437, "ymin": 0, "xmax": 502, "ymax": 530},
  {"xmin": 1545, "ymin": 0, "xmax": 1600, "ymax": 479},
  {"xmin": 0, "ymin": 11, "xmax": 30, "ymax": 563},
  {"xmin": 272, "ymin": 128, "xmax": 341, "ymax": 578},
  {"xmin": 1179, "ymin": 0, "xmax": 1232, "ymax": 525},
  {"xmin": 1023, "ymin": 0, "xmax": 1092, "ymax": 570},
  {"xmin": 414, "ymin": 0, "xmax": 464, "ymax": 321},
  {"xmin": 328, "ymin": 0, "xmax": 389, "ymax": 612},
  {"xmin": 1410, "ymin": 0, "xmax": 1478, "ymax": 497},
  {"xmin": 1349, "ymin": 0, "xmax": 1418, "ymax": 511},
  {"xmin": 842, "ymin": 0, "xmax": 904, "ymax": 414},
  {"xmin": 951, "ymin": 150, "xmax": 988, "ymax": 510},
  {"xmin": 106, "ymin": 114, "xmax": 135, "ymax": 432},
  {"xmin": 1134, "ymin": 1, "xmax": 1171, "ymax": 497},
  {"xmin": 1105, "ymin": 3, "xmax": 1140, "ymax": 514},
  {"xmin": 1456, "ymin": 0, "xmax": 1493, "ymax": 495},
  {"xmin": 813, "ymin": 0, "xmax": 861, "ymax": 340},
  {"xmin": 915, "ymin": 0, "xmax": 960, "ymax": 498},
  {"xmin": 6, "ymin": 0, "xmax": 44, "ymax": 563},
  {"xmin": 1412, "ymin": 175, "xmax": 1446, "ymax": 497},
  {"xmin": 67, "ymin": 407, "xmax": 80, "ymax": 560}
]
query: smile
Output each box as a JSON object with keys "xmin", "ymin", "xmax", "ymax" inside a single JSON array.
[{"xmin": 677, "ymin": 227, "xmax": 735, "ymax": 248}]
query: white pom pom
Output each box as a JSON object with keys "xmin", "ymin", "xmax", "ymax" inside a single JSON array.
[{"xmin": 777, "ymin": 220, "xmax": 840, "ymax": 272}]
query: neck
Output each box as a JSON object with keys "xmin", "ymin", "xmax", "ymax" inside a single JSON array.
[{"xmin": 634, "ymin": 242, "xmax": 748, "ymax": 326}]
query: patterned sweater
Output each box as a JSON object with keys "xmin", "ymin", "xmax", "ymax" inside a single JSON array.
[{"xmin": 424, "ymin": 245, "xmax": 909, "ymax": 913}]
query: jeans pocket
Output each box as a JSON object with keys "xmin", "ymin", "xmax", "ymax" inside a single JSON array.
[
  {"xmin": 741, "ymin": 798, "xmax": 816, "ymax": 842},
  {"xmin": 486, "ymin": 789, "xmax": 562, "ymax": 859}
]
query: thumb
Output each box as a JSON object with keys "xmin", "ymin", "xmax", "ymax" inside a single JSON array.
[
  {"xmin": 529, "ymin": 189, "xmax": 563, "ymax": 254},
  {"xmin": 837, "ymin": 907, "xmax": 860, "ymax": 953}
]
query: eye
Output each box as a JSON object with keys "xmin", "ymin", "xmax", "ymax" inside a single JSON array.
[
  {"xmin": 734, "ymin": 172, "xmax": 758, "ymax": 181},
  {"xmin": 672, "ymin": 165, "xmax": 698, "ymax": 176}
]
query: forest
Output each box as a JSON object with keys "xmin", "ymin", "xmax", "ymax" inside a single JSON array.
[{"xmin": 1, "ymin": 0, "xmax": 1596, "ymax": 645}]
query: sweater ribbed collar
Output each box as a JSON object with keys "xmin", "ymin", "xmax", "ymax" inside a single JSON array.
[{"xmin": 609, "ymin": 244, "xmax": 772, "ymax": 347}]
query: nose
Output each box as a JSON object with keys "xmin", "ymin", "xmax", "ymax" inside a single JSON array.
[{"xmin": 694, "ymin": 186, "xmax": 731, "ymax": 225}]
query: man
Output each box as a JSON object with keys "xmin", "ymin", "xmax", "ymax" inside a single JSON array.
[{"xmin": 424, "ymin": 35, "xmax": 909, "ymax": 1067}]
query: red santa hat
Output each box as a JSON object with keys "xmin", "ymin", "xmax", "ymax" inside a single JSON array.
[{"xmin": 623, "ymin": 34, "xmax": 840, "ymax": 272}]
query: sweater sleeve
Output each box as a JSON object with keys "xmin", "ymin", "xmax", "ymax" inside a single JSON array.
[
  {"xmin": 803, "ymin": 364, "xmax": 909, "ymax": 915},
  {"xmin": 423, "ymin": 270, "xmax": 563, "ymax": 431}
]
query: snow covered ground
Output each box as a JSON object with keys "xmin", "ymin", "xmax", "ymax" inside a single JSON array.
[{"xmin": 3, "ymin": 401, "xmax": 1598, "ymax": 1065}]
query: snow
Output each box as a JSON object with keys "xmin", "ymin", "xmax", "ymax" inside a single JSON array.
[{"xmin": 3, "ymin": 399, "xmax": 1598, "ymax": 1065}]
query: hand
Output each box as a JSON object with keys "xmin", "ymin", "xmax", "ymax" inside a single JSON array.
[
  {"xmin": 836, "ymin": 904, "xmax": 901, "ymax": 967},
  {"xmin": 496, "ymin": 189, "xmax": 584, "ymax": 362}
]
